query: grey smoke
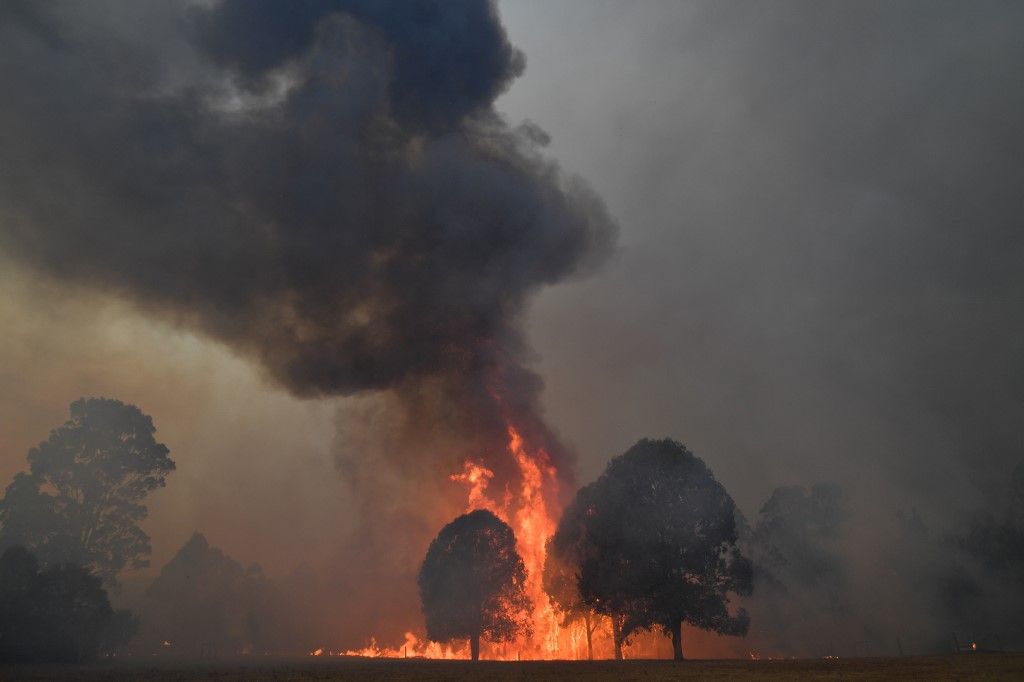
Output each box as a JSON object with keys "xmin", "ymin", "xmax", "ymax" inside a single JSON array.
[
  {"xmin": 505, "ymin": 0, "xmax": 1024, "ymax": 516},
  {"xmin": 499, "ymin": 0, "xmax": 1024, "ymax": 654}
]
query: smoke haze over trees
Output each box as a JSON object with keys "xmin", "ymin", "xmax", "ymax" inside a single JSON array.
[
  {"xmin": 739, "ymin": 470, "xmax": 1024, "ymax": 656},
  {"xmin": 499, "ymin": 0, "xmax": 1024, "ymax": 655},
  {"xmin": 1, "ymin": 0, "xmax": 1024, "ymax": 661},
  {"xmin": 136, "ymin": 532, "xmax": 330, "ymax": 656},
  {"xmin": 741, "ymin": 484, "xmax": 849, "ymax": 655},
  {"xmin": 0, "ymin": 398, "xmax": 174, "ymax": 587},
  {"xmin": 139, "ymin": 533, "xmax": 272, "ymax": 656}
]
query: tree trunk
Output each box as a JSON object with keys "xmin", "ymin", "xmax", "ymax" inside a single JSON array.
[
  {"xmin": 470, "ymin": 632, "xmax": 480, "ymax": 661},
  {"xmin": 670, "ymin": 619, "xmax": 684, "ymax": 661},
  {"xmin": 584, "ymin": 612, "xmax": 594, "ymax": 661},
  {"xmin": 612, "ymin": 615, "xmax": 624, "ymax": 661}
]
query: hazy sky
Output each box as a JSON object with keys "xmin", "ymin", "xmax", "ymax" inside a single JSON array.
[
  {"xmin": 499, "ymin": 0, "xmax": 1024, "ymax": 519},
  {"xmin": 2, "ymin": 0, "xmax": 1023, "ymax": 584}
]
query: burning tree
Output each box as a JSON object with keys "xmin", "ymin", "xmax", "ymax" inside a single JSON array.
[
  {"xmin": 418, "ymin": 510, "xmax": 532, "ymax": 660},
  {"xmin": 544, "ymin": 486, "xmax": 604, "ymax": 660},
  {"xmin": 554, "ymin": 481, "xmax": 645, "ymax": 660},
  {"xmin": 573, "ymin": 439, "xmax": 752, "ymax": 660}
]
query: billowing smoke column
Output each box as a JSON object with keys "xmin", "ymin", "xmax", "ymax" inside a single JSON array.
[{"xmin": 0, "ymin": 0, "xmax": 615, "ymax": 649}]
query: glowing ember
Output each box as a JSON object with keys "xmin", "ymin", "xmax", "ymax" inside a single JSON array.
[
  {"xmin": 310, "ymin": 648, "xmax": 323, "ymax": 657},
  {"xmin": 342, "ymin": 631, "xmax": 466, "ymax": 659}
]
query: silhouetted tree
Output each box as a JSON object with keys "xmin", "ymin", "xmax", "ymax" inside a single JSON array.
[
  {"xmin": 266, "ymin": 562, "xmax": 334, "ymax": 653},
  {"xmin": 0, "ymin": 398, "xmax": 175, "ymax": 586},
  {"xmin": 544, "ymin": 488, "xmax": 603, "ymax": 660},
  {"xmin": 956, "ymin": 462, "xmax": 1024, "ymax": 577},
  {"xmin": 750, "ymin": 484, "xmax": 846, "ymax": 586},
  {"xmin": 101, "ymin": 609, "xmax": 140, "ymax": 655},
  {"xmin": 0, "ymin": 546, "xmax": 135, "ymax": 662},
  {"xmin": 749, "ymin": 484, "xmax": 847, "ymax": 596},
  {"xmin": 575, "ymin": 439, "xmax": 752, "ymax": 660},
  {"xmin": 945, "ymin": 462, "xmax": 1024, "ymax": 647},
  {"xmin": 141, "ymin": 532, "xmax": 271, "ymax": 655},
  {"xmin": 742, "ymin": 483, "xmax": 849, "ymax": 655},
  {"xmin": 0, "ymin": 473, "xmax": 67, "ymax": 562},
  {"xmin": 553, "ymin": 483, "xmax": 641, "ymax": 660},
  {"xmin": 418, "ymin": 510, "xmax": 531, "ymax": 660}
]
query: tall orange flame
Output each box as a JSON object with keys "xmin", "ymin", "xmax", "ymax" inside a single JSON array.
[
  {"xmin": 336, "ymin": 423, "xmax": 580, "ymax": 660},
  {"xmin": 449, "ymin": 426, "xmax": 562, "ymax": 658}
]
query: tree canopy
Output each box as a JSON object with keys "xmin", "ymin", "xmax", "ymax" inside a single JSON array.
[
  {"xmin": 0, "ymin": 545, "xmax": 136, "ymax": 662},
  {"xmin": 418, "ymin": 509, "xmax": 531, "ymax": 660},
  {"xmin": 749, "ymin": 483, "xmax": 847, "ymax": 591},
  {"xmin": 957, "ymin": 461, "xmax": 1024, "ymax": 577},
  {"xmin": 742, "ymin": 483, "xmax": 849, "ymax": 654},
  {"xmin": 141, "ymin": 532, "xmax": 273, "ymax": 655},
  {"xmin": 544, "ymin": 485, "xmax": 603, "ymax": 660},
  {"xmin": 0, "ymin": 398, "xmax": 175, "ymax": 586},
  {"xmin": 568, "ymin": 438, "xmax": 752, "ymax": 660}
]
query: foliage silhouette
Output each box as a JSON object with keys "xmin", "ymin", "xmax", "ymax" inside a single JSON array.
[
  {"xmin": 741, "ymin": 483, "xmax": 849, "ymax": 654},
  {"xmin": 0, "ymin": 398, "xmax": 175, "ymax": 586},
  {"xmin": 418, "ymin": 509, "xmax": 531, "ymax": 660},
  {"xmin": 569, "ymin": 438, "xmax": 752, "ymax": 660},
  {"xmin": 141, "ymin": 532, "xmax": 273, "ymax": 655},
  {"xmin": 0, "ymin": 545, "xmax": 136, "ymax": 662}
]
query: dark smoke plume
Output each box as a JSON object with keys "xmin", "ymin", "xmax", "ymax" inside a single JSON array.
[
  {"xmin": 0, "ymin": 1, "xmax": 614, "ymax": 642},
  {"xmin": 0, "ymin": 0, "xmax": 613, "ymax": 471}
]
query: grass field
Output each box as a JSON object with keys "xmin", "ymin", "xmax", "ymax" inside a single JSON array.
[{"xmin": 1, "ymin": 655, "xmax": 1022, "ymax": 681}]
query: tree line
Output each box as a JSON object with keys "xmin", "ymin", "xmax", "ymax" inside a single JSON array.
[
  {"xmin": 417, "ymin": 438, "xmax": 1024, "ymax": 660},
  {"xmin": 0, "ymin": 398, "xmax": 325, "ymax": 660},
  {"xmin": 0, "ymin": 397, "xmax": 172, "ymax": 661},
  {"xmin": 419, "ymin": 439, "xmax": 752, "ymax": 661},
  {"xmin": 2, "ymin": 397, "xmax": 1022, "ymax": 661}
]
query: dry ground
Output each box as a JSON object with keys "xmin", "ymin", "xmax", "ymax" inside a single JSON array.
[{"xmin": 1, "ymin": 654, "xmax": 1022, "ymax": 681}]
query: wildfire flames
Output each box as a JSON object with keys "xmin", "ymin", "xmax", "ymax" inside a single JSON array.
[
  {"xmin": 449, "ymin": 426, "xmax": 562, "ymax": 658},
  {"xmin": 334, "ymin": 424, "xmax": 587, "ymax": 660},
  {"xmin": 314, "ymin": 423, "xmax": 720, "ymax": 661}
]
